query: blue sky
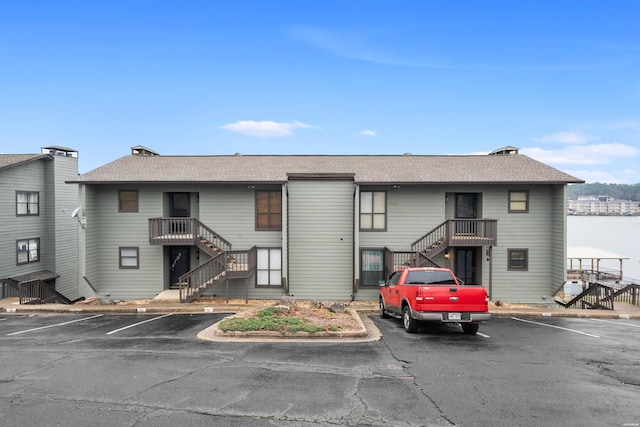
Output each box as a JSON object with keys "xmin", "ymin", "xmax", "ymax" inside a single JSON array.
[{"xmin": 1, "ymin": 1, "xmax": 639, "ymax": 183}]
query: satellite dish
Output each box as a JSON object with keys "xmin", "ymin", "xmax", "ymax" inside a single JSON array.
[{"xmin": 71, "ymin": 207, "xmax": 81, "ymax": 218}]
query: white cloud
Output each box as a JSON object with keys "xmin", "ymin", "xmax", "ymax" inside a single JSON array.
[
  {"xmin": 532, "ymin": 132, "xmax": 590, "ymax": 144},
  {"xmin": 221, "ymin": 120, "xmax": 316, "ymax": 137},
  {"xmin": 565, "ymin": 168, "xmax": 640, "ymax": 184},
  {"xmin": 521, "ymin": 143, "xmax": 639, "ymax": 166},
  {"xmin": 356, "ymin": 130, "xmax": 376, "ymax": 137},
  {"xmin": 610, "ymin": 120, "xmax": 640, "ymax": 131}
]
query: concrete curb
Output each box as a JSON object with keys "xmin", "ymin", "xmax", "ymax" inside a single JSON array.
[
  {"xmin": 2, "ymin": 300, "xmax": 638, "ymax": 320},
  {"xmin": 197, "ymin": 309, "xmax": 382, "ymax": 343}
]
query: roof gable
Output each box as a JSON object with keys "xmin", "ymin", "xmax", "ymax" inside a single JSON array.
[{"xmin": 0, "ymin": 154, "xmax": 51, "ymax": 171}]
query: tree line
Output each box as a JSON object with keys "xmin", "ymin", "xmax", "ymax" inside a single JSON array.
[{"xmin": 568, "ymin": 183, "xmax": 640, "ymax": 201}]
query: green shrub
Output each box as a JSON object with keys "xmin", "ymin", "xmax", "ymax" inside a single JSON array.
[{"xmin": 218, "ymin": 309, "xmax": 341, "ymax": 334}]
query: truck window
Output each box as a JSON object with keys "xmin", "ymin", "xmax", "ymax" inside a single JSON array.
[
  {"xmin": 388, "ymin": 272, "xmax": 401, "ymax": 286},
  {"xmin": 405, "ymin": 271, "xmax": 456, "ymax": 285}
]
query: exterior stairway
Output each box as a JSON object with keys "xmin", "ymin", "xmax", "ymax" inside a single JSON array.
[
  {"xmin": 1, "ymin": 279, "xmax": 84, "ymax": 305},
  {"xmin": 382, "ymin": 219, "xmax": 498, "ymax": 281},
  {"xmin": 149, "ymin": 218, "xmax": 255, "ymax": 302}
]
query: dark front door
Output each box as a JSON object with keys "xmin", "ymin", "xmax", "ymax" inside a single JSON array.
[
  {"xmin": 169, "ymin": 247, "xmax": 190, "ymax": 288},
  {"xmin": 455, "ymin": 193, "xmax": 479, "ymax": 235},
  {"xmin": 169, "ymin": 193, "xmax": 190, "ymax": 234},
  {"xmin": 170, "ymin": 193, "xmax": 190, "ymax": 217},
  {"xmin": 455, "ymin": 248, "xmax": 476, "ymax": 284}
]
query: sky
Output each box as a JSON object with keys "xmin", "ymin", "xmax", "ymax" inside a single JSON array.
[{"xmin": 1, "ymin": 1, "xmax": 639, "ymax": 183}]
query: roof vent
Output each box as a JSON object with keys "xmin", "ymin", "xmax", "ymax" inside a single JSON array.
[
  {"xmin": 131, "ymin": 146, "xmax": 159, "ymax": 156},
  {"xmin": 489, "ymin": 146, "xmax": 519, "ymax": 156},
  {"xmin": 234, "ymin": 153, "xmax": 242, "ymax": 156},
  {"xmin": 402, "ymin": 153, "xmax": 412, "ymax": 156}
]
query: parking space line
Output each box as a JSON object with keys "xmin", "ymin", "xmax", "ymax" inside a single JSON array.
[
  {"xmin": 477, "ymin": 332, "xmax": 490, "ymax": 338},
  {"xmin": 106, "ymin": 313, "xmax": 173, "ymax": 335},
  {"xmin": 511, "ymin": 317, "xmax": 600, "ymax": 338},
  {"xmin": 590, "ymin": 318, "xmax": 640, "ymax": 328},
  {"xmin": 6, "ymin": 314, "xmax": 104, "ymax": 336}
]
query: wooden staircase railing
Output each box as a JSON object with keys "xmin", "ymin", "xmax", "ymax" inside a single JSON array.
[
  {"xmin": 608, "ymin": 284, "xmax": 640, "ymax": 306},
  {"xmin": 411, "ymin": 219, "xmax": 498, "ymax": 259},
  {"xmin": 4, "ymin": 279, "xmax": 84, "ymax": 305},
  {"xmin": 149, "ymin": 217, "xmax": 232, "ymax": 257},
  {"xmin": 178, "ymin": 253, "xmax": 227, "ymax": 303},
  {"xmin": 411, "ymin": 220, "xmax": 449, "ymax": 258},
  {"xmin": 555, "ymin": 283, "xmax": 615, "ymax": 310},
  {"xmin": 150, "ymin": 218, "xmax": 254, "ymax": 303},
  {"xmin": 177, "ymin": 248, "xmax": 256, "ymax": 303}
]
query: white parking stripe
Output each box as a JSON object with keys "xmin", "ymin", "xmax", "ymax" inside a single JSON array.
[
  {"xmin": 511, "ymin": 317, "xmax": 600, "ymax": 338},
  {"xmin": 106, "ymin": 313, "xmax": 173, "ymax": 335},
  {"xmin": 590, "ymin": 318, "xmax": 640, "ymax": 328},
  {"xmin": 476, "ymin": 332, "xmax": 490, "ymax": 338},
  {"xmin": 6, "ymin": 314, "xmax": 104, "ymax": 336}
]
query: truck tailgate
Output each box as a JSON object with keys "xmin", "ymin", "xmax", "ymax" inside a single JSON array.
[{"xmin": 415, "ymin": 285, "xmax": 488, "ymax": 312}]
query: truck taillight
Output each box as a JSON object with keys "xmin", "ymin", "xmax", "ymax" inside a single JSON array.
[{"xmin": 416, "ymin": 287, "xmax": 423, "ymax": 302}]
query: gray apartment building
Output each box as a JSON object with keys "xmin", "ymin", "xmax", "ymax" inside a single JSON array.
[
  {"xmin": 0, "ymin": 146, "xmax": 83, "ymax": 302},
  {"xmin": 2, "ymin": 145, "xmax": 583, "ymax": 305}
]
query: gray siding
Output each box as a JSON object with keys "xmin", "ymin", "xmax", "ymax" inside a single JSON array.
[
  {"xmin": 550, "ymin": 185, "xmax": 567, "ymax": 295},
  {"xmin": 0, "ymin": 160, "xmax": 49, "ymax": 279},
  {"xmin": 84, "ymin": 183, "xmax": 284, "ymax": 301},
  {"xmin": 359, "ymin": 186, "xmax": 445, "ymax": 250},
  {"xmin": 357, "ymin": 184, "xmax": 568, "ymax": 303},
  {"xmin": 288, "ymin": 179, "xmax": 354, "ymax": 300},
  {"xmin": 481, "ymin": 184, "xmax": 556, "ymax": 303},
  {"xmin": 49, "ymin": 155, "xmax": 80, "ymax": 299},
  {"xmin": 84, "ymin": 185, "xmax": 164, "ymax": 300}
]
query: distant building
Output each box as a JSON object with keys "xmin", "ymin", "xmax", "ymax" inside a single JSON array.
[{"xmin": 568, "ymin": 196, "xmax": 639, "ymax": 215}]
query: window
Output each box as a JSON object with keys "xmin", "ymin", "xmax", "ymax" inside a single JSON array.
[
  {"xmin": 17, "ymin": 238, "xmax": 40, "ymax": 264},
  {"xmin": 257, "ymin": 248, "xmax": 282, "ymax": 286},
  {"xmin": 361, "ymin": 249, "xmax": 385, "ymax": 286},
  {"xmin": 119, "ymin": 247, "xmax": 139, "ymax": 269},
  {"xmin": 16, "ymin": 191, "xmax": 39, "ymax": 216},
  {"xmin": 509, "ymin": 190, "xmax": 529, "ymax": 213},
  {"xmin": 508, "ymin": 249, "xmax": 528, "ymax": 271},
  {"xmin": 360, "ymin": 191, "xmax": 386, "ymax": 230},
  {"xmin": 256, "ymin": 191, "xmax": 282, "ymax": 230},
  {"xmin": 119, "ymin": 190, "xmax": 138, "ymax": 212}
]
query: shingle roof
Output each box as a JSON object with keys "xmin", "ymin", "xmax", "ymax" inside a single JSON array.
[
  {"xmin": 0, "ymin": 154, "xmax": 50, "ymax": 171},
  {"xmin": 72, "ymin": 153, "xmax": 584, "ymax": 184}
]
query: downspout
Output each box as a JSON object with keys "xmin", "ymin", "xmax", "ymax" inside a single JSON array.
[
  {"xmin": 283, "ymin": 182, "xmax": 289, "ymax": 295},
  {"xmin": 353, "ymin": 183, "xmax": 360, "ymax": 299},
  {"xmin": 487, "ymin": 246, "xmax": 493, "ymax": 300}
]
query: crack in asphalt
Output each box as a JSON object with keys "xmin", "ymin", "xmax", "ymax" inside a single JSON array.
[{"xmin": 379, "ymin": 335, "xmax": 456, "ymax": 426}]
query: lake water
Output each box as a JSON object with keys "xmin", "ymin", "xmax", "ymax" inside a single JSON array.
[{"xmin": 567, "ymin": 216, "xmax": 640, "ymax": 280}]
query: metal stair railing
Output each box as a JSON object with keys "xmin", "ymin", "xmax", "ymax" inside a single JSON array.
[{"xmin": 17, "ymin": 280, "xmax": 84, "ymax": 305}]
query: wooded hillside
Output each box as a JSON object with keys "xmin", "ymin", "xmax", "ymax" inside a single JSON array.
[{"xmin": 568, "ymin": 183, "xmax": 640, "ymax": 201}]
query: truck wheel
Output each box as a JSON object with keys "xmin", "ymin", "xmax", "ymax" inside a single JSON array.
[
  {"xmin": 402, "ymin": 305, "xmax": 418, "ymax": 333},
  {"xmin": 462, "ymin": 323, "xmax": 479, "ymax": 335},
  {"xmin": 379, "ymin": 298, "xmax": 389, "ymax": 318}
]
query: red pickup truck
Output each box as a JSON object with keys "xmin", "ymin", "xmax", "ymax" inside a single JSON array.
[{"xmin": 379, "ymin": 267, "xmax": 490, "ymax": 335}]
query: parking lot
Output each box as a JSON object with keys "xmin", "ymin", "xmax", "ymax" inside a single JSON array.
[{"xmin": 1, "ymin": 312, "xmax": 639, "ymax": 426}]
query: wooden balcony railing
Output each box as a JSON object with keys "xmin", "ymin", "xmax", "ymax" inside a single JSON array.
[
  {"xmin": 411, "ymin": 219, "xmax": 497, "ymax": 257},
  {"xmin": 149, "ymin": 218, "xmax": 232, "ymax": 255}
]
